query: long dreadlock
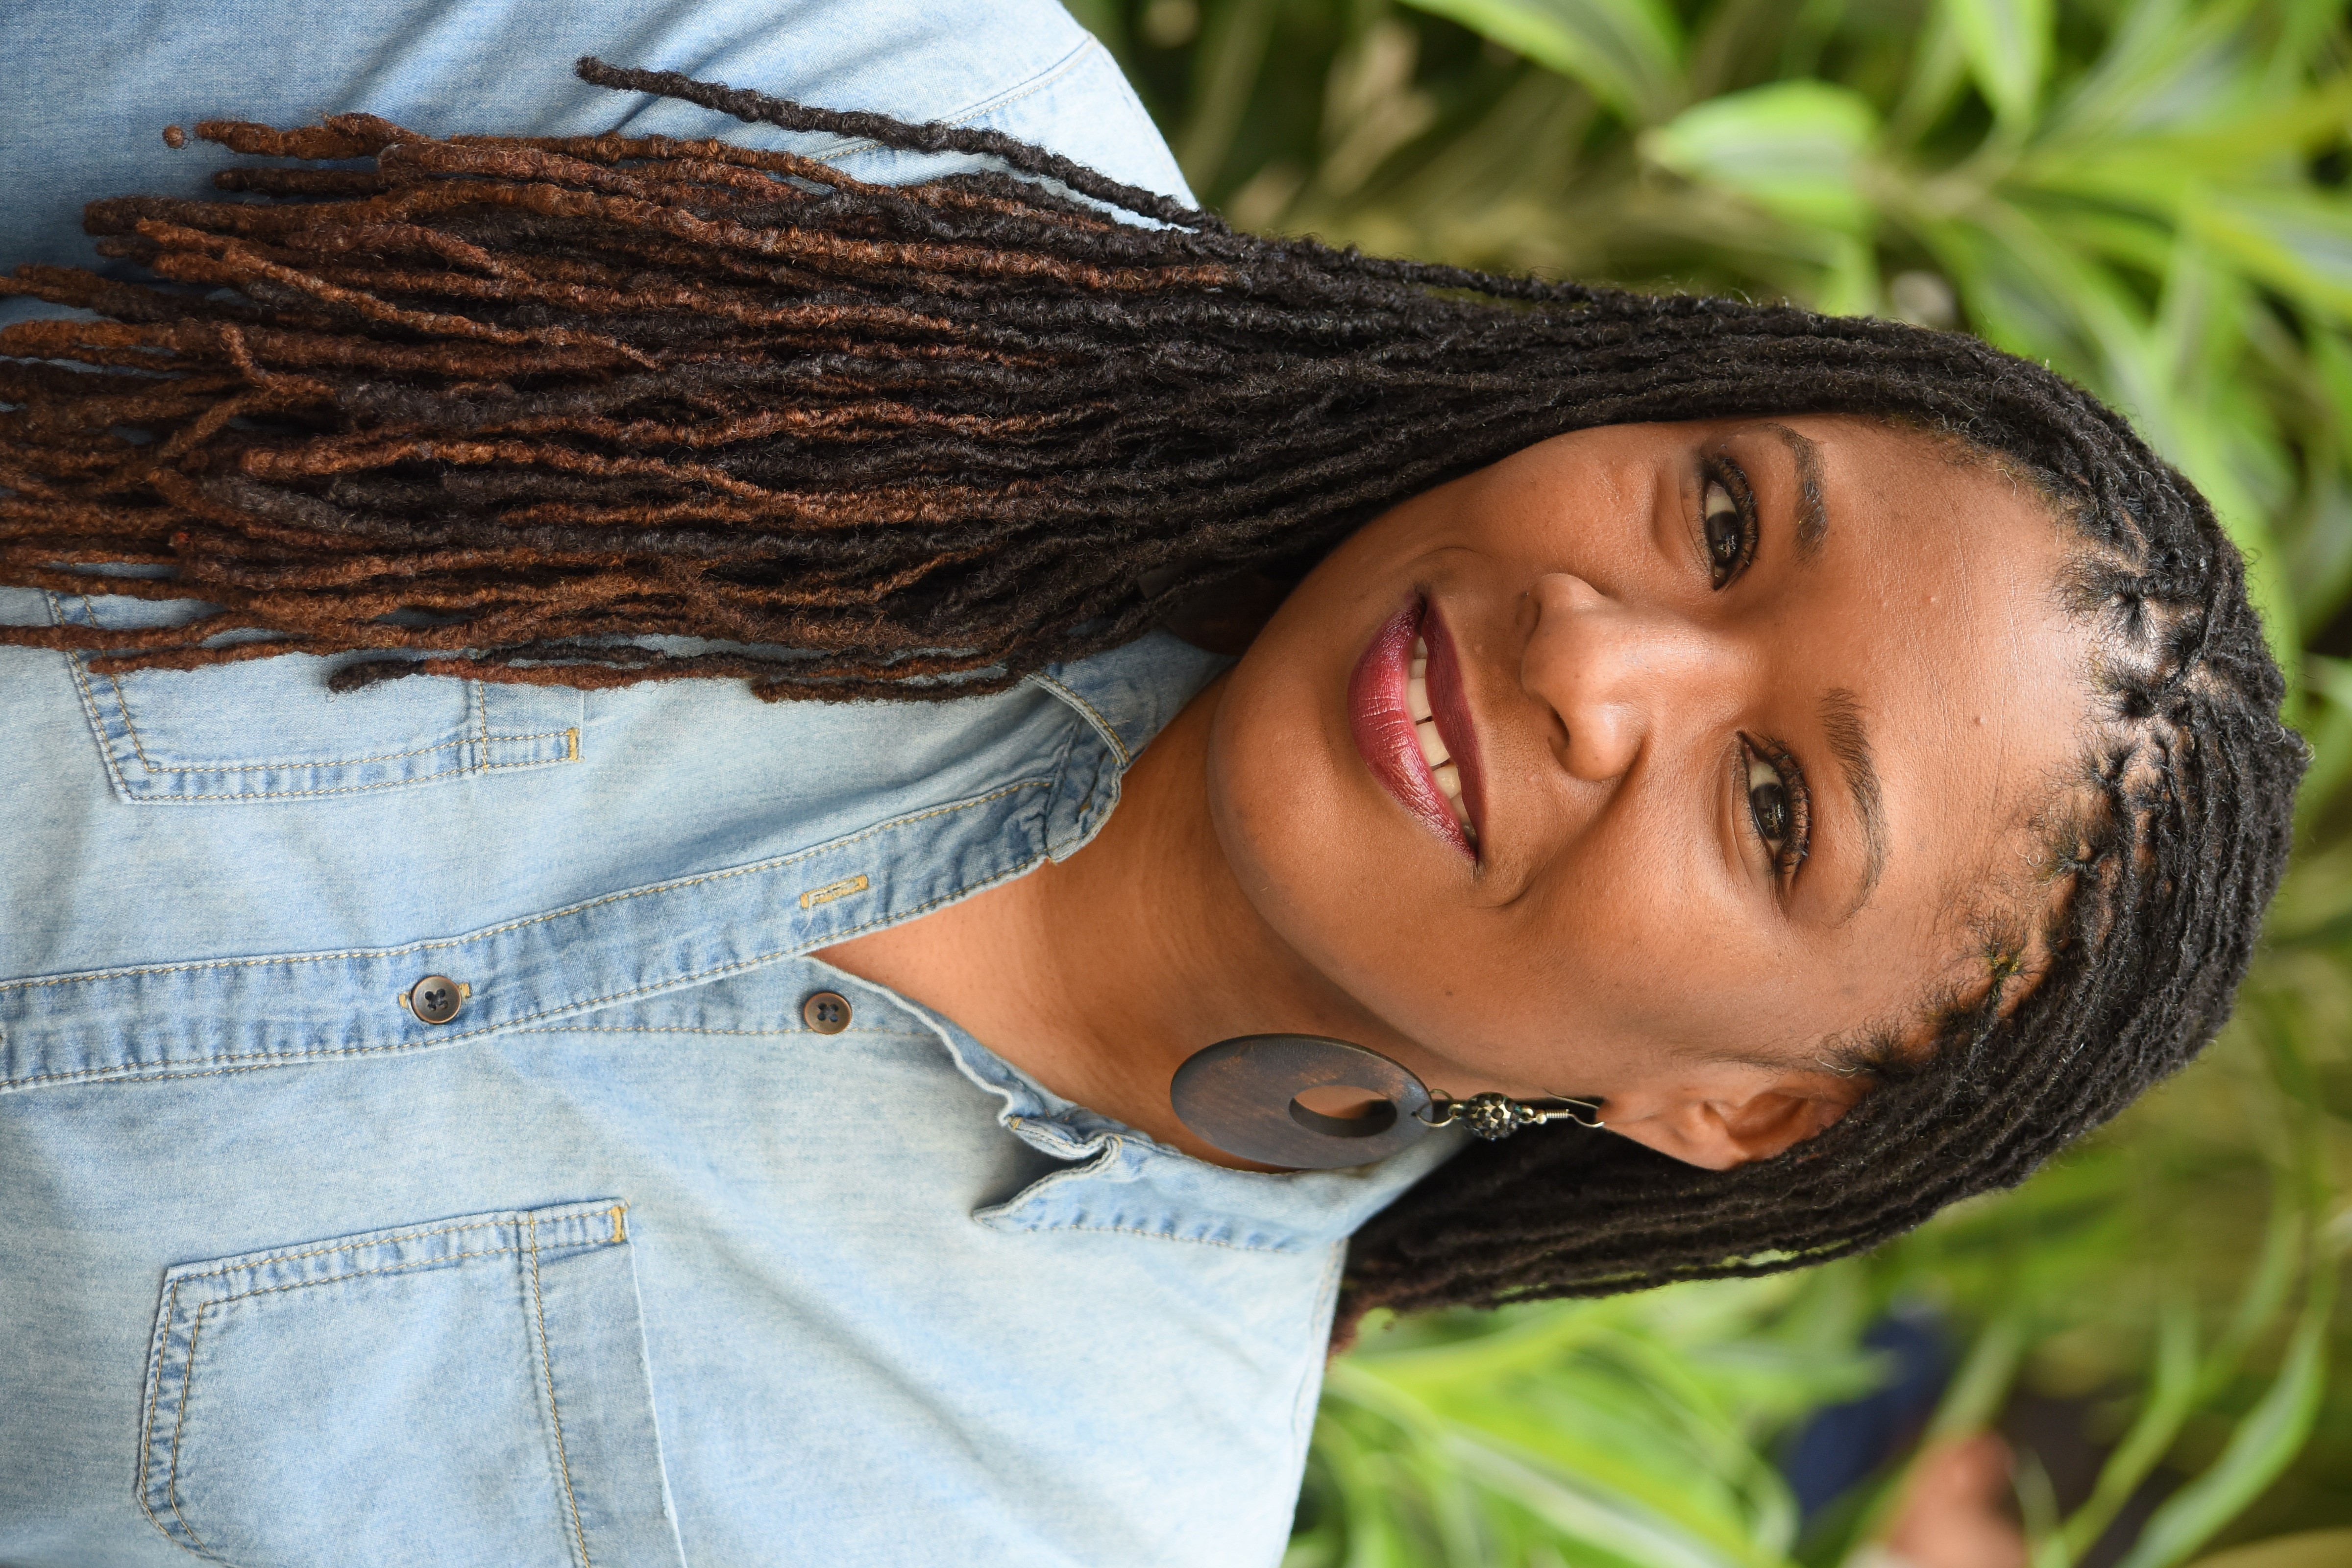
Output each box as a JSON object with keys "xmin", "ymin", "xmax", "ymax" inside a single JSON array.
[{"xmin": 0, "ymin": 59, "xmax": 2303, "ymax": 1322}]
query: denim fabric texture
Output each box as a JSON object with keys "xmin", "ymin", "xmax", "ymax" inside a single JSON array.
[{"xmin": 0, "ymin": 3, "xmax": 1463, "ymax": 1564}]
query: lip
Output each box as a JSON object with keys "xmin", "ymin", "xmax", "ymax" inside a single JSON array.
[
  {"xmin": 1348, "ymin": 596, "xmax": 1487, "ymax": 861},
  {"xmin": 1421, "ymin": 604, "xmax": 1489, "ymax": 847}
]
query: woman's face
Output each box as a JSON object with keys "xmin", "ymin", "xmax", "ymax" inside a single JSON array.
[{"xmin": 1206, "ymin": 415, "xmax": 2094, "ymax": 1168}]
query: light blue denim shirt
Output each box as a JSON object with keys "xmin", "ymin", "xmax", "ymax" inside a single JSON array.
[{"xmin": 0, "ymin": 5, "xmax": 1462, "ymax": 1564}]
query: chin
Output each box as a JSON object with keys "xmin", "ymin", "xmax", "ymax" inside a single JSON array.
[{"xmin": 1202, "ymin": 654, "xmax": 1444, "ymax": 1042}]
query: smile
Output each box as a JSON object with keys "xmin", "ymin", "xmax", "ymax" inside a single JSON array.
[{"xmin": 1348, "ymin": 597, "xmax": 1486, "ymax": 859}]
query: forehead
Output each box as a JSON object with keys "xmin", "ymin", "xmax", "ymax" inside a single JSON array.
[{"xmin": 1765, "ymin": 415, "xmax": 2092, "ymax": 983}]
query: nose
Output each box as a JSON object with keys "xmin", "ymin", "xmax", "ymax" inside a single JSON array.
[{"xmin": 1521, "ymin": 573, "xmax": 1739, "ymax": 782}]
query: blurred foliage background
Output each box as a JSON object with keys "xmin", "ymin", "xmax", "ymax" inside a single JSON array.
[{"xmin": 1056, "ymin": 0, "xmax": 2352, "ymax": 1562}]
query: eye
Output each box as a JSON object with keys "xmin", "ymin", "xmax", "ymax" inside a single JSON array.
[
  {"xmin": 1740, "ymin": 735, "xmax": 1810, "ymax": 877},
  {"xmin": 1700, "ymin": 460, "xmax": 1756, "ymax": 588}
]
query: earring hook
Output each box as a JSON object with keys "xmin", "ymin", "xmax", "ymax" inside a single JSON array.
[{"xmin": 1420, "ymin": 1092, "xmax": 1606, "ymax": 1139}]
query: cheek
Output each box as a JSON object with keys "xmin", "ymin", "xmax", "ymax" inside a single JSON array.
[
  {"xmin": 1205, "ymin": 670, "xmax": 1401, "ymax": 959},
  {"xmin": 1204, "ymin": 686, "xmax": 1501, "ymax": 1054}
]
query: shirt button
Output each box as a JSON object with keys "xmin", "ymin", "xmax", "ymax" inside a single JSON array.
[
  {"xmin": 802, "ymin": 991, "xmax": 852, "ymax": 1034},
  {"xmin": 407, "ymin": 975, "xmax": 466, "ymax": 1025}
]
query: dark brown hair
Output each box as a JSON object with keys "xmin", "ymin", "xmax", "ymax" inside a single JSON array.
[{"xmin": 0, "ymin": 60, "xmax": 2303, "ymax": 1321}]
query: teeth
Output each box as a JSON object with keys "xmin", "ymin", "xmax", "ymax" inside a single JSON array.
[
  {"xmin": 1431, "ymin": 761, "xmax": 1475, "ymax": 842},
  {"xmin": 1416, "ymin": 717, "xmax": 1449, "ymax": 768},
  {"xmin": 1410, "ymin": 637, "xmax": 1475, "ymax": 844}
]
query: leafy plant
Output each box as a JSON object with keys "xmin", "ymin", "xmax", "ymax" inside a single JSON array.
[{"xmin": 1062, "ymin": 0, "xmax": 2352, "ymax": 1562}]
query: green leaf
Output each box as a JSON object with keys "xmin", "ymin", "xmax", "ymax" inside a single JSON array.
[
  {"xmin": 1175, "ymin": 0, "xmax": 1278, "ymax": 190},
  {"xmin": 2182, "ymin": 1530, "xmax": 2352, "ymax": 1568},
  {"xmin": 1887, "ymin": 1, "xmax": 1973, "ymax": 147},
  {"xmin": 2113, "ymin": 1261, "xmax": 2337, "ymax": 1568},
  {"xmin": 2193, "ymin": 190, "xmax": 2352, "ymax": 319},
  {"xmin": 2292, "ymin": 654, "xmax": 2352, "ymax": 833},
  {"xmin": 1942, "ymin": 0, "xmax": 2056, "ymax": 127},
  {"xmin": 2062, "ymin": 1297, "xmax": 2202, "ymax": 1555},
  {"xmin": 1929, "ymin": 1312, "xmax": 2028, "ymax": 1440},
  {"xmin": 1400, "ymin": 0, "xmax": 1684, "ymax": 124},
  {"xmin": 1640, "ymin": 81, "xmax": 1881, "ymax": 234},
  {"xmin": 2040, "ymin": 0, "xmax": 2253, "ymax": 145},
  {"xmin": 1443, "ymin": 1434, "xmax": 1768, "ymax": 1568}
]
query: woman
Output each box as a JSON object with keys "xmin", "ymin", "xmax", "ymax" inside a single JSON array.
[{"xmin": 0, "ymin": 1, "xmax": 2302, "ymax": 1563}]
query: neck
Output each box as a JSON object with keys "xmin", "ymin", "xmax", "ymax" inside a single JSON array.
[{"xmin": 819, "ymin": 676, "xmax": 1400, "ymax": 1166}]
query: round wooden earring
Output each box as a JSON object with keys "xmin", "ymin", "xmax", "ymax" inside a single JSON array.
[{"xmin": 1170, "ymin": 1034, "xmax": 1437, "ymax": 1169}]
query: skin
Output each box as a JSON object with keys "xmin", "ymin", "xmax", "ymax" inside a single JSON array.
[
  {"xmin": 822, "ymin": 415, "xmax": 2094, "ymax": 1172},
  {"xmin": 1884, "ymin": 1434, "xmax": 2027, "ymax": 1568}
]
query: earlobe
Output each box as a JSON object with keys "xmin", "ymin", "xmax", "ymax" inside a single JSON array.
[
  {"xmin": 1610, "ymin": 1075, "xmax": 1867, "ymax": 1170},
  {"xmin": 1711, "ymin": 1085, "xmax": 1860, "ymax": 1164}
]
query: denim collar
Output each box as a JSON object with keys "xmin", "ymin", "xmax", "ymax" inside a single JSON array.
[{"xmin": 831, "ymin": 967, "xmax": 1465, "ymax": 1254}]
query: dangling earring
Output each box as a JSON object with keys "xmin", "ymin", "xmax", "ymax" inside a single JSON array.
[{"xmin": 1169, "ymin": 1034, "xmax": 1603, "ymax": 1171}]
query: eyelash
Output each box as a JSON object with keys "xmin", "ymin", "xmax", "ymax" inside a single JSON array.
[
  {"xmin": 1739, "ymin": 733, "xmax": 1811, "ymax": 881},
  {"xmin": 1702, "ymin": 457, "xmax": 1803, "ymax": 880},
  {"xmin": 1699, "ymin": 457, "xmax": 1758, "ymax": 589}
]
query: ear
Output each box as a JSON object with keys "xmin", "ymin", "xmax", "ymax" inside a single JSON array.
[{"xmin": 1603, "ymin": 1070, "xmax": 1870, "ymax": 1171}]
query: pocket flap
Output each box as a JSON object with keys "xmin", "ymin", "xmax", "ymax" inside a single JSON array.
[{"xmin": 54, "ymin": 592, "xmax": 582, "ymax": 803}]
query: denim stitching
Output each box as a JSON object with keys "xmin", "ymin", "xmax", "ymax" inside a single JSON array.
[
  {"xmin": 191, "ymin": 1210, "xmax": 618, "ymax": 1305},
  {"xmin": 1296, "ymin": 1246, "xmax": 1347, "ymax": 1452},
  {"xmin": 811, "ymin": 37, "xmax": 1098, "ymax": 164},
  {"xmin": 167, "ymin": 1216, "xmax": 512, "ymax": 1284},
  {"xmin": 165, "ymin": 1301, "xmax": 210, "ymax": 1552},
  {"xmin": 528, "ymin": 1215, "xmax": 596, "ymax": 1568},
  {"xmin": 59, "ymin": 612, "xmax": 140, "ymax": 801},
  {"xmin": 207, "ymin": 1244, "xmax": 522, "ymax": 1303},
  {"xmin": 145, "ymin": 1227, "xmax": 634, "ymax": 1547},
  {"xmin": 992, "ymin": 1221, "xmax": 1302, "ymax": 1253},
  {"xmin": 135, "ymin": 1289, "xmax": 166, "ymax": 1539},
  {"xmin": 133, "ymin": 1202, "xmax": 624, "ymax": 1550},
  {"xmin": 152, "ymin": 1246, "xmax": 528, "ymax": 1551},
  {"xmin": 1029, "ymin": 671, "xmax": 1130, "ymax": 768},
  {"xmin": 0, "ymin": 781, "xmax": 1050, "ymax": 996},
  {"xmin": 65, "ymin": 594, "xmax": 577, "ymax": 779},
  {"xmin": 135, "ymin": 1275, "xmax": 190, "ymax": 1552},
  {"xmin": 122, "ymin": 726, "xmax": 578, "ymax": 772},
  {"xmin": 1052, "ymin": 717, "xmax": 1114, "ymax": 854},
  {"xmin": 90, "ymin": 749, "xmax": 584, "ymax": 806}
]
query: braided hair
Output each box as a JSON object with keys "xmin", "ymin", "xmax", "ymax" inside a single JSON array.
[{"xmin": 0, "ymin": 60, "xmax": 2303, "ymax": 1319}]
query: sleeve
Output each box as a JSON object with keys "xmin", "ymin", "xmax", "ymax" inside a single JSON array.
[{"xmin": 0, "ymin": 0, "xmax": 1191, "ymax": 325}]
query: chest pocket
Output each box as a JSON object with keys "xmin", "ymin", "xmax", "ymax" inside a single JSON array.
[
  {"xmin": 138, "ymin": 1200, "xmax": 685, "ymax": 1568},
  {"xmin": 52, "ymin": 592, "xmax": 582, "ymax": 804}
]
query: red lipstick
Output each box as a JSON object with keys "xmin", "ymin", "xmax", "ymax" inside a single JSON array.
[
  {"xmin": 1348, "ymin": 597, "xmax": 1482, "ymax": 861},
  {"xmin": 1421, "ymin": 603, "xmax": 1488, "ymax": 847}
]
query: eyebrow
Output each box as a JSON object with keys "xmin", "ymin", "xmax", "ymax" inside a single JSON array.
[
  {"xmin": 1819, "ymin": 687, "xmax": 1887, "ymax": 918},
  {"xmin": 1761, "ymin": 422, "xmax": 1829, "ymax": 558}
]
